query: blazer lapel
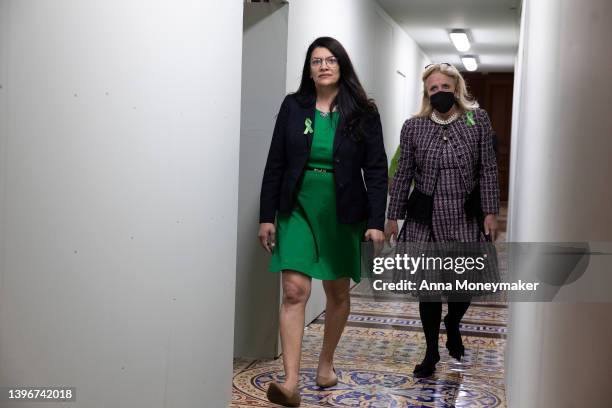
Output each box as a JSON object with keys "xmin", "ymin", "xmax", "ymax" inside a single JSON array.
[
  {"xmin": 333, "ymin": 114, "xmax": 346, "ymax": 155},
  {"xmin": 302, "ymin": 104, "xmax": 315, "ymax": 150},
  {"xmin": 448, "ymin": 119, "xmax": 475, "ymax": 191}
]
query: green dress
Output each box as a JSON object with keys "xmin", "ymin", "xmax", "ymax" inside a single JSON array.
[{"xmin": 269, "ymin": 110, "xmax": 366, "ymax": 282}]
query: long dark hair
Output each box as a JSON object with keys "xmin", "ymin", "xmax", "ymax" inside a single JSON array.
[{"xmin": 294, "ymin": 37, "xmax": 377, "ymax": 141}]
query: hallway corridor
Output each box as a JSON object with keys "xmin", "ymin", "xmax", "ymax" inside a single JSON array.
[
  {"xmin": 1, "ymin": 1, "xmax": 610, "ymax": 406},
  {"xmin": 231, "ymin": 214, "xmax": 508, "ymax": 407}
]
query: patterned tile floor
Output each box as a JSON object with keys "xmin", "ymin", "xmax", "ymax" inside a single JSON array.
[
  {"xmin": 231, "ymin": 208, "xmax": 508, "ymax": 407},
  {"xmin": 231, "ymin": 298, "xmax": 507, "ymax": 408}
]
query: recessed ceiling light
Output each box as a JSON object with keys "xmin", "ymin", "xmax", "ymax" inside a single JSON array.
[
  {"xmin": 449, "ymin": 30, "xmax": 471, "ymax": 52},
  {"xmin": 461, "ymin": 56, "xmax": 478, "ymax": 71}
]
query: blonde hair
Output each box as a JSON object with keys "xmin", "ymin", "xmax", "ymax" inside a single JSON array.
[{"xmin": 415, "ymin": 63, "xmax": 478, "ymax": 118}]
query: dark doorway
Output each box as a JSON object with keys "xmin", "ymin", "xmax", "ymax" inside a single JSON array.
[{"xmin": 463, "ymin": 72, "xmax": 514, "ymax": 202}]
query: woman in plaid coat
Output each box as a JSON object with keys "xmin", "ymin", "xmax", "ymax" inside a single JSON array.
[{"xmin": 385, "ymin": 63, "xmax": 500, "ymax": 378}]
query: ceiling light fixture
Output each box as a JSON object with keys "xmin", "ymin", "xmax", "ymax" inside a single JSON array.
[
  {"xmin": 449, "ymin": 29, "xmax": 471, "ymax": 52},
  {"xmin": 461, "ymin": 56, "xmax": 478, "ymax": 72}
]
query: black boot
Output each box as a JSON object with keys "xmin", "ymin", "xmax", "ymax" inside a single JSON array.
[
  {"xmin": 444, "ymin": 314, "xmax": 465, "ymax": 361},
  {"xmin": 413, "ymin": 350, "xmax": 440, "ymax": 378},
  {"xmin": 444, "ymin": 301, "xmax": 470, "ymax": 361},
  {"xmin": 414, "ymin": 301, "xmax": 442, "ymax": 378}
]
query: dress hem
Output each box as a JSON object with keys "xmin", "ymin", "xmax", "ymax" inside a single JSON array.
[{"xmin": 268, "ymin": 267, "xmax": 360, "ymax": 283}]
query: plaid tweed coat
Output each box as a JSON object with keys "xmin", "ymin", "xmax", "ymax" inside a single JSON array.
[{"xmin": 388, "ymin": 108, "xmax": 500, "ymax": 242}]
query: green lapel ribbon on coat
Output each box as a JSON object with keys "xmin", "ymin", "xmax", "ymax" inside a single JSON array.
[
  {"xmin": 466, "ymin": 111, "xmax": 476, "ymax": 127},
  {"xmin": 304, "ymin": 118, "xmax": 313, "ymax": 134}
]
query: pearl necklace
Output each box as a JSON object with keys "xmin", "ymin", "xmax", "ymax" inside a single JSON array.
[{"xmin": 431, "ymin": 110, "xmax": 459, "ymax": 125}]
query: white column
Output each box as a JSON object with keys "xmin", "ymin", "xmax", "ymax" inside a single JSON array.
[
  {"xmin": 0, "ymin": 1, "xmax": 243, "ymax": 407},
  {"xmin": 506, "ymin": 0, "xmax": 612, "ymax": 406},
  {"xmin": 235, "ymin": 2, "xmax": 288, "ymax": 359}
]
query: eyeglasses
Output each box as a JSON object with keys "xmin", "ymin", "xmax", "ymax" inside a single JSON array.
[
  {"xmin": 425, "ymin": 62, "xmax": 453, "ymax": 69},
  {"xmin": 311, "ymin": 56, "xmax": 338, "ymax": 68}
]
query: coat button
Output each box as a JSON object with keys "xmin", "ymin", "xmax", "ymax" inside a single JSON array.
[
  {"xmin": 335, "ymin": 158, "xmax": 340, "ymax": 164},
  {"xmin": 339, "ymin": 182, "xmax": 344, "ymax": 188}
]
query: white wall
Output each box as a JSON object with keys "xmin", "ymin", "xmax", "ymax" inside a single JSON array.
[
  {"xmin": 0, "ymin": 1, "xmax": 243, "ymax": 407},
  {"xmin": 285, "ymin": 0, "xmax": 429, "ymax": 324},
  {"xmin": 235, "ymin": 2, "xmax": 288, "ymax": 359},
  {"xmin": 506, "ymin": 0, "xmax": 612, "ymax": 406}
]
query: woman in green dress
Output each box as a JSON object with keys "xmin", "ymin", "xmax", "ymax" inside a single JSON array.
[{"xmin": 258, "ymin": 37, "xmax": 387, "ymax": 406}]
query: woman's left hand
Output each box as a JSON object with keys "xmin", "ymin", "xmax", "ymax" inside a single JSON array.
[
  {"xmin": 364, "ymin": 229, "xmax": 385, "ymax": 255},
  {"xmin": 483, "ymin": 214, "xmax": 498, "ymax": 241}
]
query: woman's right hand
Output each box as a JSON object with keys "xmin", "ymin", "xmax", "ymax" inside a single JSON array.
[
  {"xmin": 385, "ymin": 219, "xmax": 399, "ymax": 243},
  {"xmin": 258, "ymin": 223, "xmax": 276, "ymax": 253}
]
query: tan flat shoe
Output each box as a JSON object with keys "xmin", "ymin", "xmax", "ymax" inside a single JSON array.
[
  {"xmin": 266, "ymin": 382, "xmax": 301, "ymax": 407},
  {"xmin": 315, "ymin": 367, "xmax": 338, "ymax": 388}
]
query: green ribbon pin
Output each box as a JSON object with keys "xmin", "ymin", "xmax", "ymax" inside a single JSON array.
[
  {"xmin": 304, "ymin": 118, "xmax": 313, "ymax": 134},
  {"xmin": 466, "ymin": 111, "xmax": 476, "ymax": 127}
]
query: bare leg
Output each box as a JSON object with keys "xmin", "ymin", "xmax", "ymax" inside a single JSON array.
[
  {"xmin": 317, "ymin": 278, "xmax": 351, "ymax": 380},
  {"xmin": 279, "ymin": 270, "xmax": 312, "ymax": 391}
]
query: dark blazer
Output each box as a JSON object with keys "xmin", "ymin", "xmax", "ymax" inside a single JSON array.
[{"xmin": 259, "ymin": 94, "xmax": 388, "ymax": 231}]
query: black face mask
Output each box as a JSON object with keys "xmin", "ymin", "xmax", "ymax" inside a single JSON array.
[{"xmin": 430, "ymin": 91, "xmax": 456, "ymax": 113}]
